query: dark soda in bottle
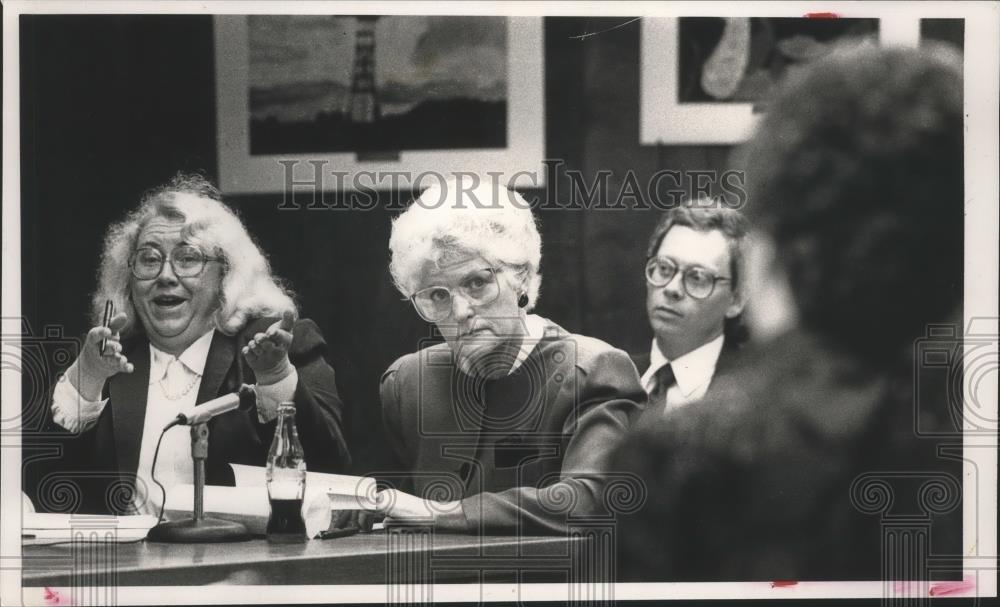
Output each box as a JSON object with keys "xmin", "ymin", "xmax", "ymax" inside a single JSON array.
[{"xmin": 266, "ymin": 401, "xmax": 307, "ymax": 542}]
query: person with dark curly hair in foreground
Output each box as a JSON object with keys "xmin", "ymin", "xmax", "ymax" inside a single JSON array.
[{"xmin": 614, "ymin": 43, "xmax": 965, "ymax": 581}]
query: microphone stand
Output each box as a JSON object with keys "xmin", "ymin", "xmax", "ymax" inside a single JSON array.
[{"xmin": 146, "ymin": 422, "xmax": 252, "ymax": 543}]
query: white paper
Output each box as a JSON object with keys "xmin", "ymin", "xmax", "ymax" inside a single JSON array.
[
  {"xmin": 23, "ymin": 513, "xmax": 158, "ymax": 541},
  {"xmin": 162, "ymin": 485, "xmax": 332, "ymax": 538},
  {"xmin": 161, "ymin": 465, "xmax": 379, "ymax": 538},
  {"xmin": 230, "ymin": 463, "xmax": 378, "ymax": 510}
]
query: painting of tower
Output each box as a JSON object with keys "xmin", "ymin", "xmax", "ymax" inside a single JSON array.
[
  {"xmin": 247, "ymin": 15, "xmax": 509, "ymax": 154},
  {"xmin": 349, "ymin": 16, "xmax": 381, "ymax": 123}
]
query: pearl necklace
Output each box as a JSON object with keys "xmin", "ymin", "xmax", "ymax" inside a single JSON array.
[{"xmin": 158, "ymin": 360, "xmax": 201, "ymax": 401}]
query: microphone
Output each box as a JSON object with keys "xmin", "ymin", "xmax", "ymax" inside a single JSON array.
[{"xmin": 165, "ymin": 385, "xmax": 257, "ymax": 429}]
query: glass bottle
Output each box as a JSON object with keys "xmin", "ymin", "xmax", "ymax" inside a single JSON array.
[{"xmin": 266, "ymin": 401, "xmax": 307, "ymax": 542}]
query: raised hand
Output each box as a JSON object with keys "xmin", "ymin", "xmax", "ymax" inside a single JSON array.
[
  {"xmin": 243, "ymin": 309, "xmax": 296, "ymax": 384},
  {"xmin": 71, "ymin": 312, "xmax": 133, "ymax": 400}
]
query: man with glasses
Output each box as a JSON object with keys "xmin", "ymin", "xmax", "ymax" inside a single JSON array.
[
  {"xmin": 614, "ymin": 44, "xmax": 964, "ymax": 580},
  {"xmin": 634, "ymin": 200, "xmax": 748, "ymax": 413}
]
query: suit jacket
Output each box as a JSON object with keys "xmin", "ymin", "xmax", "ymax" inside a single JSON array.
[
  {"xmin": 613, "ymin": 329, "xmax": 963, "ymax": 581},
  {"xmin": 69, "ymin": 317, "xmax": 350, "ymax": 514},
  {"xmin": 629, "ymin": 337, "xmax": 742, "ymax": 413},
  {"xmin": 380, "ymin": 317, "xmax": 647, "ymax": 534}
]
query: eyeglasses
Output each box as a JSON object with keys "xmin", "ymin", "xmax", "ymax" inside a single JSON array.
[
  {"xmin": 129, "ymin": 244, "xmax": 224, "ymax": 280},
  {"xmin": 645, "ymin": 256, "xmax": 730, "ymax": 300},
  {"xmin": 410, "ymin": 268, "xmax": 501, "ymax": 323}
]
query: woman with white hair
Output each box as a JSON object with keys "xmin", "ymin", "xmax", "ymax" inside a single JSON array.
[
  {"xmin": 375, "ymin": 177, "xmax": 646, "ymax": 533},
  {"xmin": 51, "ymin": 173, "xmax": 349, "ymax": 515}
]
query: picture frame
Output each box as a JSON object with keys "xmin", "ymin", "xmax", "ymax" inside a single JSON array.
[
  {"xmin": 640, "ymin": 16, "xmax": 922, "ymax": 145},
  {"xmin": 215, "ymin": 15, "xmax": 545, "ymax": 193}
]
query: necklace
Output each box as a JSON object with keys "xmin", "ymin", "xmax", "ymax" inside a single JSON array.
[{"xmin": 158, "ymin": 360, "xmax": 201, "ymax": 401}]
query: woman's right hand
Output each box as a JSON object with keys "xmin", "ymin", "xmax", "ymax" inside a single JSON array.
[{"xmin": 69, "ymin": 312, "xmax": 134, "ymax": 400}]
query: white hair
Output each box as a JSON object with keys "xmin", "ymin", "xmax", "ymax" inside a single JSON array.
[
  {"xmin": 388, "ymin": 176, "xmax": 542, "ymax": 309},
  {"xmin": 93, "ymin": 174, "xmax": 296, "ymax": 336}
]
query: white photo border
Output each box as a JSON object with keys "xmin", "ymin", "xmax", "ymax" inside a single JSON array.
[{"xmin": 2, "ymin": 1, "xmax": 997, "ymax": 605}]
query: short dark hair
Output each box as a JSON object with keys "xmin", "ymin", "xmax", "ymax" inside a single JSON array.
[
  {"xmin": 741, "ymin": 44, "xmax": 963, "ymax": 358},
  {"xmin": 647, "ymin": 199, "xmax": 750, "ymax": 344}
]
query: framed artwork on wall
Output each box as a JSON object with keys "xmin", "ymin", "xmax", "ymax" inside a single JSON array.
[
  {"xmin": 640, "ymin": 16, "xmax": 922, "ymax": 145},
  {"xmin": 215, "ymin": 15, "xmax": 545, "ymax": 193}
]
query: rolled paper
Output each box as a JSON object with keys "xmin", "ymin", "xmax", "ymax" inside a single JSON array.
[
  {"xmin": 163, "ymin": 465, "xmax": 378, "ymax": 538},
  {"xmin": 230, "ymin": 464, "xmax": 378, "ymax": 511},
  {"xmin": 163, "ymin": 484, "xmax": 332, "ymax": 539}
]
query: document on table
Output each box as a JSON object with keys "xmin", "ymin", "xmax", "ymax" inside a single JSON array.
[
  {"xmin": 162, "ymin": 465, "xmax": 379, "ymax": 538},
  {"xmin": 23, "ymin": 513, "xmax": 158, "ymax": 542}
]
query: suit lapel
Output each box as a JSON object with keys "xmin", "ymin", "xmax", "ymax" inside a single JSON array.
[
  {"xmin": 195, "ymin": 330, "xmax": 238, "ymax": 406},
  {"xmin": 702, "ymin": 341, "xmax": 741, "ymax": 401},
  {"xmin": 110, "ymin": 338, "xmax": 151, "ymax": 478},
  {"xmin": 109, "ymin": 330, "xmax": 238, "ymax": 479},
  {"xmin": 714, "ymin": 342, "xmax": 739, "ymax": 381}
]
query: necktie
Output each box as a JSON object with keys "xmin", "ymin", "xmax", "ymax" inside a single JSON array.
[{"xmin": 650, "ymin": 363, "xmax": 676, "ymax": 409}]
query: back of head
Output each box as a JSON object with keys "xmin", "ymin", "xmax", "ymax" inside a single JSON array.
[{"xmin": 741, "ymin": 43, "xmax": 964, "ymax": 360}]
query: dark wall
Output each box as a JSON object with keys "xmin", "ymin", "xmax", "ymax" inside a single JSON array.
[{"xmin": 20, "ymin": 15, "xmax": 733, "ymax": 480}]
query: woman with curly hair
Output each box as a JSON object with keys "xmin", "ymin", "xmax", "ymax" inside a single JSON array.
[
  {"xmin": 372, "ymin": 177, "xmax": 646, "ymax": 534},
  {"xmin": 51, "ymin": 173, "xmax": 350, "ymax": 515}
]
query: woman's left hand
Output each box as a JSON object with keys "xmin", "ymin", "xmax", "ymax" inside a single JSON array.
[
  {"xmin": 243, "ymin": 309, "xmax": 295, "ymax": 384},
  {"xmin": 376, "ymin": 488, "xmax": 460, "ymax": 523}
]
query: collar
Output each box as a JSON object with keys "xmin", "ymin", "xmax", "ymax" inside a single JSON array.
[
  {"xmin": 149, "ymin": 329, "xmax": 216, "ymax": 385},
  {"xmin": 508, "ymin": 314, "xmax": 547, "ymax": 375},
  {"xmin": 640, "ymin": 333, "xmax": 725, "ymax": 397}
]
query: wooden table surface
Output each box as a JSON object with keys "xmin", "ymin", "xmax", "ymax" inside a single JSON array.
[{"xmin": 22, "ymin": 531, "xmax": 586, "ymax": 586}]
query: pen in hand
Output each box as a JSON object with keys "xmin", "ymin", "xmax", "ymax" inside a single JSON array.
[{"xmin": 99, "ymin": 300, "xmax": 114, "ymax": 355}]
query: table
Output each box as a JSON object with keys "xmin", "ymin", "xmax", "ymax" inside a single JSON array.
[{"xmin": 22, "ymin": 531, "xmax": 598, "ymax": 586}]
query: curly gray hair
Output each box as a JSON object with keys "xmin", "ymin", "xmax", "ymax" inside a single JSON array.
[
  {"xmin": 388, "ymin": 176, "xmax": 542, "ymax": 309},
  {"xmin": 92, "ymin": 173, "xmax": 295, "ymax": 336}
]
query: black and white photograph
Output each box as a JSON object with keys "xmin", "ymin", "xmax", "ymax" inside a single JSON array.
[{"xmin": 2, "ymin": 1, "xmax": 997, "ymax": 605}]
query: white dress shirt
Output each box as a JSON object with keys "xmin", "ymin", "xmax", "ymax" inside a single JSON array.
[
  {"xmin": 51, "ymin": 329, "xmax": 298, "ymax": 514},
  {"xmin": 640, "ymin": 334, "xmax": 725, "ymax": 413},
  {"xmin": 132, "ymin": 330, "xmax": 216, "ymax": 514}
]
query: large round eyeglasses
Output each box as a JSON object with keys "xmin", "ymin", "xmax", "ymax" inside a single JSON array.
[
  {"xmin": 645, "ymin": 256, "xmax": 730, "ymax": 300},
  {"xmin": 129, "ymin": 245, "xmax": 224, "ymax": 280},
  {"xmin": 410, "ymin": 267, "xmax": 501, "ymax": 323}
]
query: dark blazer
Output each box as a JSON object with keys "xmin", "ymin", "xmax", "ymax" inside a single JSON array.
[
  {"xmin": 71, "ymin": 317, "xmax": 350, "ymax": 514},
  {"xmin": 613, "ymin": 329, "xmax": 963, "ymax": 581},
  {"xmin": 380, "ymin": 318, "xmax": 647, "ymax": 534},
  {"xmin": 630, "ymin": 337, "xmax": 742, "ymax": 410}
]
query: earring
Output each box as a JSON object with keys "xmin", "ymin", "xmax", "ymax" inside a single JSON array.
[{"xmin": 517, "ymin": 293, "xmax": 529, "ymax": 308}]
